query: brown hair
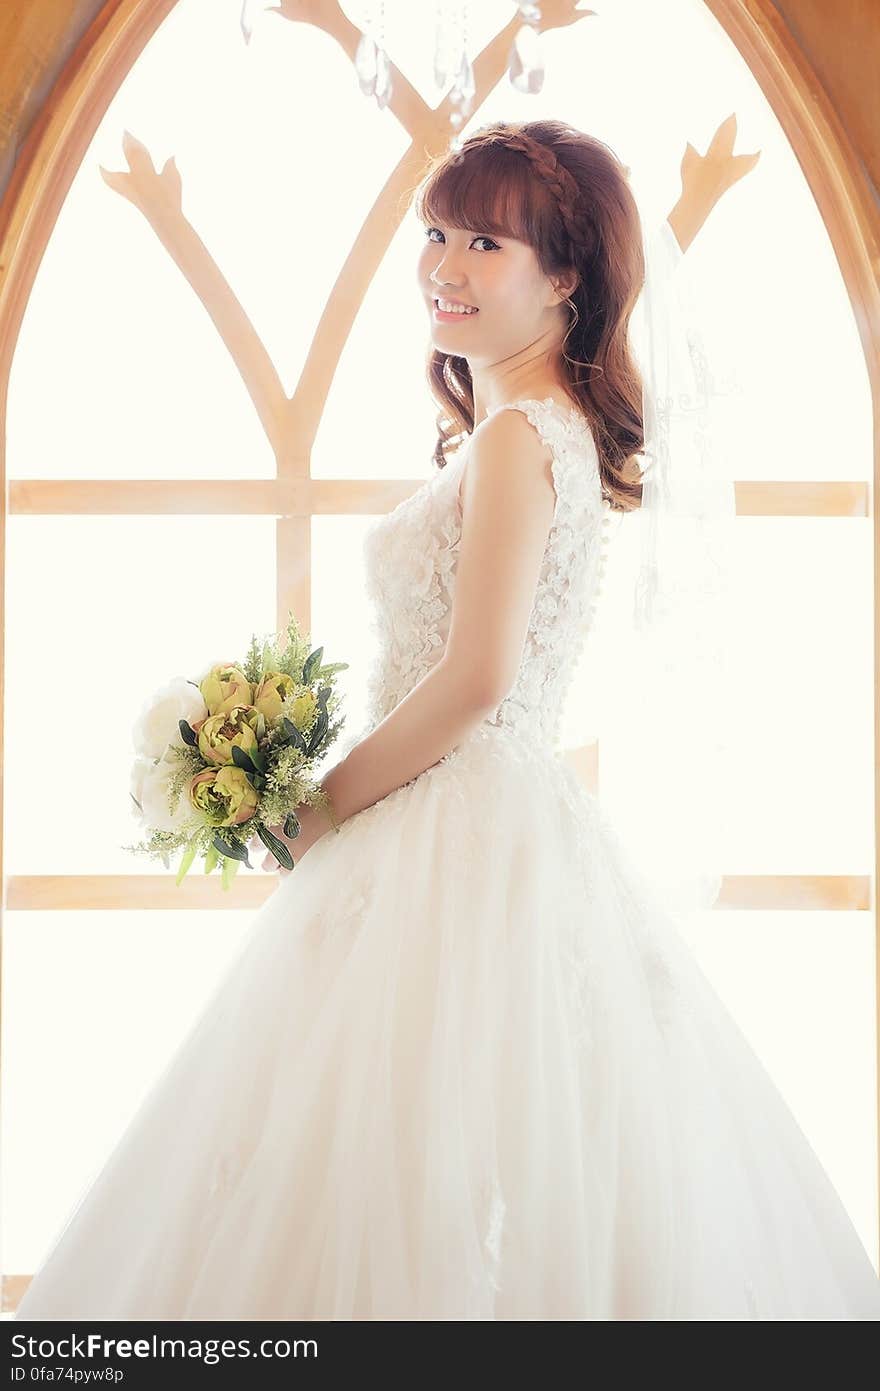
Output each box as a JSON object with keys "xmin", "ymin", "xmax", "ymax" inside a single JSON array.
[{"xmin": 413, "ymin": 119, "xmax": 647, "ymax": 512}]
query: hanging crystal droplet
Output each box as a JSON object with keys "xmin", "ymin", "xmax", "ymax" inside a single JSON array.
[
  {"xmin": 434, "ymin": 48, "xmax": 451, "ymax": 89},
  {"xmin": 239, "ymin": 0, "xmax": 272, "ymax": 45},
  {"xmin": 508, "ymin": 24, "xmax": 545, "ymax": 94},
  {"xmin": 355, "ymin": 32, "xmax": 379, "ymax": 97},
  {"xmin": 433, "ymin": 2, "xmax": 453, "ymax": 89},
  {"xmin": 454, "ymin": 49, "xmax": 475, "ymax": 107},
  {"xmin": 448, "ymin": 48, "xmax": 475, "ymax": 131},
  {"xmin": 374, "ymin": 46, "xmax": 393, "ymax": 110},
  {"xmin": 517, "ymin": 1, "xmax": 542, "ymax": 23}
]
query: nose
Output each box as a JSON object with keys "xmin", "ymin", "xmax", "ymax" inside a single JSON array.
[
  {"xmin": 430, "ymin": 273, "xmax": 469, "ymax": 299},
  {"xmin": 428, "ymin": 248, "xmax": 466, "ymax": 291}
]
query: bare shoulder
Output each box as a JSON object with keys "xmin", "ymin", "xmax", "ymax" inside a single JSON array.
[{"xmin": 459, "ymin": 407, "xmax": 556, "ymax": 518}]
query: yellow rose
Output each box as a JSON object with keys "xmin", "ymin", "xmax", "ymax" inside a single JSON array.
[
  {"xmin": 199, "ymin": 664, "xmax": 253, "ymax": 716},
  {"xmin": 197, "ymin": 704, "xmax": 261, "ymax": 766},
  {"xmin": 188, "ymin": 764, "xmax": 259, "ymax": 827},
  {"xmin": 285, "ymin": 685, "xmax": 318, "ymax": 732},
  {"xmin": 253, "ymin": 671, "xmax": 315, "ymax": 728}
]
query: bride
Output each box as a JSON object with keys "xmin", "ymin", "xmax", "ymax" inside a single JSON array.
[{"xmin": 16, "ymin": 119, "xmax": 880, "ymax": 1321}]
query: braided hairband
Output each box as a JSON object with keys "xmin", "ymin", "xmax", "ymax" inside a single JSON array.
[{"xmin": 451, "ymin": 127, "xmax": 595, "ymax": 261}]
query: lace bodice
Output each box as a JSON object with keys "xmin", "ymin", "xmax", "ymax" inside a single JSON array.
[{"xmin": 361, "ymin": 397, "xmax": 615, "ymax": 751}]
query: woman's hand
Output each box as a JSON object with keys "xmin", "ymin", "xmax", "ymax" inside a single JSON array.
[{"xmin": 250, "ymin": 804, "xmax": 333, "ymax": 877}]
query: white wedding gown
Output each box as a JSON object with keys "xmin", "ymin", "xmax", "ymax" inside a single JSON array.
[{"xmin": 16, "ymin": 398, "xmax": 880, "ymax": 1321}]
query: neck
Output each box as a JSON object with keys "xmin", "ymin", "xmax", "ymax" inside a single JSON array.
[{"xmin": 469, "ymin": 342, "xmax": 570, "ymax": 427}]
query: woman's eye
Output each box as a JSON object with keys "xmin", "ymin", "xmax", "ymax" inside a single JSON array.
[{"xmin": 424, "ymin": 227, "xmax": 499, "ymax": 252}]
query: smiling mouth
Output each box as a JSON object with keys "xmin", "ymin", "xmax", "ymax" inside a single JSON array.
[{"xmin": 433, "ymin": 298, "xmax": 480, "ymax": 318}]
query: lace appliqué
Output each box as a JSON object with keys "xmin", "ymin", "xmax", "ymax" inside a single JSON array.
[
  {"xmin": 470, "ymin": 398, "xmax": 611, "ymax": 750},
  {"xmin": 361, "ymin": 397, "xmax": 615, "ymax": 750},
  {"xmin": 462, "ymin": 1169, "xmax": 506, "ymax": 1308},
  {"xmin": 362, "ymin": 457, "xmax": 464, "ymax": 728},
  {"xmin": 207, "ymin": 1148, "xmax": 245, "ymax": 1204},
  {"xmin": 301, "ymin": 868, "xmax": 373, "ymax": 947},
  {"xmin": 482, "ymin": 1176, "xmax": 506, "ymax": 1293}
]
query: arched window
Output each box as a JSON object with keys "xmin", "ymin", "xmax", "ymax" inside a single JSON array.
[{"xmin": 2, "ymin": 0, "xmax": 876, "ymax": 1302}]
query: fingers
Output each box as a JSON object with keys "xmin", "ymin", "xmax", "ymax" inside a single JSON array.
[{"xmin": 260, "ymin": 848, "xmax": 292, "ymax": 874}]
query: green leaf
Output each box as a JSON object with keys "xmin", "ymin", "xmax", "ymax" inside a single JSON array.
[
  {"xmin": 221, "ymin": 854, "xmax": 240, "ymax": 892},
  {"xmin": 175, "ymin": 840, "xmax": 198, "ymax": 886},
  {"xmin": 281, "ymin": 717, "xmax": 307, "ymax": 753},
  {"xmin": 178, "ymin": 718, "xmax": 198, "ymax": 747},
  {"xmin": 211, "ymin": 833, "xmax": 251, "ymax": 867},
  {"xmin": 257, "ymin": 823, "xmax": 294, "ymax": 871},
  {"xmin": 283, "ymin": 811, "xmax": 301, "ymax": 840},
  {"xmin": 307, "ymin": 704, "xmax": 329, "ymax": 755},
  {"xmin": 230, "ymin": 745, "xmax": 257, "ymax": 776},
  {"xmin": 204, "ymin": 843, "xmax": 219, "ymax": 874},
  {"xmin": 250, "ymin": 749, "xmax": 267, "ymax": 774},
  {"xmin": 302, "ymin": 646, "xmax": 323, "ymax": 684}
]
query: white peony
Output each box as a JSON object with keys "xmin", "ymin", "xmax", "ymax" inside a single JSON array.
[
  {"xmin": 130, "ymin": 752, "xmax": 198, "ymax": 833},
  {"xmin": 129, "ymin": 755, "xmax": 153, "ymax": 828},
  {"xmin": 132, "ymin": 677, "xmax": 208, "ymax": 761}
]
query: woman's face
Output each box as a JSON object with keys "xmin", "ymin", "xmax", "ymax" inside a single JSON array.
[{"xmin": 418, "ymin": 219, "xmax": 566, "ymax": 367}]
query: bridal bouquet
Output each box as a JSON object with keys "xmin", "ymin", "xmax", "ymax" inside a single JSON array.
[{"xmin": 125, "ymin": 613, "xmax": 348, "ymax": 890}]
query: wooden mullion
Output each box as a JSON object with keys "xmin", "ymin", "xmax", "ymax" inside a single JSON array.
[
  {"xmin": 5, "ymin": 478, "xmax": 873, "ymax": 519},
  {"xmin": 3, "ymin": 874, "xmax": 871, "ymax": 912}
]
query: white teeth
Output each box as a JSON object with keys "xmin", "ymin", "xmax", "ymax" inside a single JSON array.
[{"xmin": 436, "ymin": 298, "xmax": 478, "ymax": 314}]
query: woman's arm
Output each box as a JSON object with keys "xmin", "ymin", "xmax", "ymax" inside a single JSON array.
[{"xmin": 286, "ymin": 408, "xmax": 558, "ymax": 855}]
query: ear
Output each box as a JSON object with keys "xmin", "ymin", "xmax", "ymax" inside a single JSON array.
[{"xmin": 549, "ymin": 269, "xmax": 580, "ymax": 306}]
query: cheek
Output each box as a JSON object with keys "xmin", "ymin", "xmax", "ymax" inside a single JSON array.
[
  {"xmin": 490, "ymin": 263, "xmax": 535, "ymax": 303},
  {"xmin": 416, "ymin": 244, "xmax": 436, "ymax": 280},
  {"xmin": 499, "ymin": 280, "xmax": 542, "ymax": 320}
]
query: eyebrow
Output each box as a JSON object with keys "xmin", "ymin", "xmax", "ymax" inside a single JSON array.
[{"xmin": 425, "ymin": 220, "xmax": 503, "ymax": 236}]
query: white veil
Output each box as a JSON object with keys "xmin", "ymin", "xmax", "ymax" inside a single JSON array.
[{"xmin": 601, "ymin": 216, "xmax": 738, "ymax": 913}]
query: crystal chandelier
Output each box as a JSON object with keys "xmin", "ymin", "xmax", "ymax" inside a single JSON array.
[
  {"xmin": 240, "ymin": 2, "xmax": 546, "ymax": 136},
  {"xmin": 355, "ymin": 2, "xmax": 545, "ymax": 125}
]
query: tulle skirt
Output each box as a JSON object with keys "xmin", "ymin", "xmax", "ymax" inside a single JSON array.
[{"xmin": 15, "ymin": 725, "xmax": 880, "ymax": 1320}]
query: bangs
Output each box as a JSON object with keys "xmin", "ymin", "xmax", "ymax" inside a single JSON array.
[{"xmin": 415, "ymin": 145, "xmax": 549, "ymax": 245}]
